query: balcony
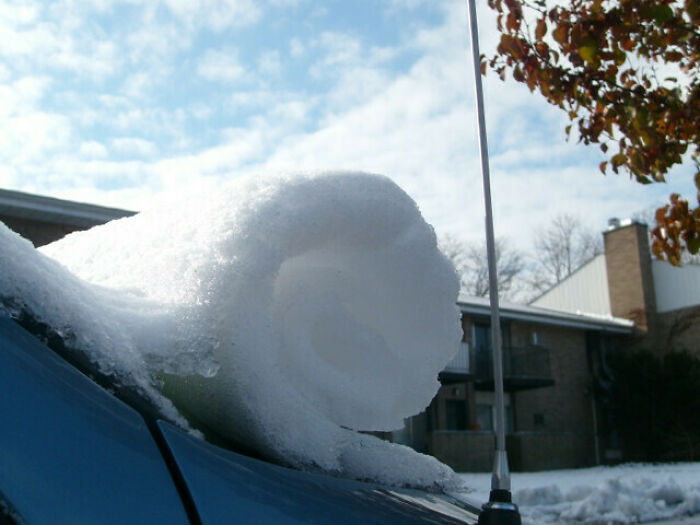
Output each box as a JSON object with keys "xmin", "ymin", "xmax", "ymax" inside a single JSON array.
[
  {"xmin": 475, "ymin": 344, "xmax": 554, "ymax": 390},
  {"xmin": 438, "ymin": 342, "xmax": 473, "ymax": 384},
  {"xmin": 438, "ymin": 342, "xmax": 553, "ymax": 389}
]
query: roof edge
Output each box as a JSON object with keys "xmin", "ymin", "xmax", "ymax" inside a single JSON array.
[
  {"xmin": 457, "ymin": 295, "xmax": 633, "ymax": 334},
  {"xmin": 0, "ymin": 188, "xmax": 136, "ymax": 227}
]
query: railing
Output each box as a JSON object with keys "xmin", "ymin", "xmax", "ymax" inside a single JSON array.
[
  {"xmin": 475, "ymin": 345, "xmax": 552, "ymax": 386},
  {"xmin": 440, "ymin": 343, "xmax": 553, "ymax": 388},
  {"xmin": 444, "ymin": 342, "xmax": 470, "ymax": 372}
]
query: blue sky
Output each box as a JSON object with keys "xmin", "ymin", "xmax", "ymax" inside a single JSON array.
[{"xmin": 0, "ymin": 0, "xmax": 695, "ymax": 251}]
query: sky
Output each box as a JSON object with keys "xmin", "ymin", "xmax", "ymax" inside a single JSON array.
[{"xmin": 0, "ymin": 0, "xmax": 696, "ymax": 252}]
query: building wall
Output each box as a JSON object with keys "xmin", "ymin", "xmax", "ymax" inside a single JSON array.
[
  {"xmin": 422, "ymin": 315, "xmax": 600, "ymax": 472},
  {"xmin": 655, "ymin": 306, "xmax": 700, "ymax": 356},
  {"xmin": 509, "ymin": 322, "xmax": 597, "ymax": 468},
  {"xmin": 430, "ymin": 382, "xmax": 473, "ymax": 431},
  {"xmin": 428, "ymin": 431, "xmax": 494, "ymax": 472},
  {"xmin": 653, "ymin": 260, "xmax": 700, "ymax": 313},
  {"xmin": 506, "ymin": 432, "xmax": 581, "ymax": 471},
  {"xmin": 651, "ymin": 261, "xmax": 700, "ymax": 355}
]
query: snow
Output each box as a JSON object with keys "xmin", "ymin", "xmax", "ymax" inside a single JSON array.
[
  {"xmin": 0, "ymin": 171, "xmax": 463, "ymax": 489},
  {"xmin": 456, "ymin": 463, "xmax": 700, "ymax": 524}
]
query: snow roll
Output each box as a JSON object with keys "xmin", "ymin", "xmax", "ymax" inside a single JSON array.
[{"xmin": 8, "ymin": 172, "xmax": 462, "ymax": 487}]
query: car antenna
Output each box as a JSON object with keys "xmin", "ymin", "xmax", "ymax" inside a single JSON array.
[{"xmin": 465, "ymin": 1, "xmax": 522, "ymax": 523}]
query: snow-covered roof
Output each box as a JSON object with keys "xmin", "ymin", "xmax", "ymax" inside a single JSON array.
[
  {"xmin": 0, "ymin": 188, "xmax": 135, "ymax": 228},
  {"xmin": 458, "ymin": 293, "xmax": 633, "ymax": 333}
]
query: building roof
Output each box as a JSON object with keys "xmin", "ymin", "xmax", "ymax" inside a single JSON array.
[
  {"xmin": 529, "ymin": 251, "xmax": 700, "ymax": 317},
  {"xmin": 530, "ymin": 254, "xmax": 611, "ymax": 316},
  {"xmin": 458, "ymin": 294, "xmax": 634, "ymax": 334},
  {"xmin": 0, "ymin": 188, "xmax": 135, "ymax": 228}
]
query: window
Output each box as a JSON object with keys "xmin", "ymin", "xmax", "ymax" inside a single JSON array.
[
  {"xmin": 445, "ymin": 399, "xmax": 468, "ymax": 430},
  {"xmin": 473, "ymin": 322, "xmax": 511, "ymax": 377},
  {"xmin": 476, "ymin": 404, "xmax": 493, "ymax": 431},
  {"xmin": 474, "ymin": 392, "xmax": 514, "ymax": 434}
]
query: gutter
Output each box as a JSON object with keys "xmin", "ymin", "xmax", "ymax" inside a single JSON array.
[{"xmin": 458, "ymin": 300, "xmax": 634, "ymax": 334}]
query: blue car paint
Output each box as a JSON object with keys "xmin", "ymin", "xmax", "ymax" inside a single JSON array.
[
  {"xmin": 159, "ymin": 421, "xmax": 478, "ymax": 524},
  {"xmin": 0, "ymin": 316, "xmax": 480, "ymax": 524},
  {"xmin": 0, "ymin": 317, "xmax": 190, "ymax": 525}
]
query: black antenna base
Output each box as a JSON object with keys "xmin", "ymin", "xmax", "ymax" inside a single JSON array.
[{"xmin": 477, "ymin": 490, "xmax": 522, "ymax": 525}]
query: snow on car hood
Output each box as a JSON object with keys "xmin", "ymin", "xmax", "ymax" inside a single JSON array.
[{"xmin": 1, "ymin": 171, "xmax": 463, "ymax": 489}]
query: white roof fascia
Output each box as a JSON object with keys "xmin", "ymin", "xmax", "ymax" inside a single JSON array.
[{"xmin": 458, "ymin": 294, "xmax": 633, "ymax": 334}]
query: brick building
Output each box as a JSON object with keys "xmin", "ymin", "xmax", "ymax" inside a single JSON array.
[
  {"xmin": 390, "ymin": 298, "xmax": 632, "ymax": 472},
  {"xmin": 392, "ymin": 219, "xmax": 699, "ymax": 472}
]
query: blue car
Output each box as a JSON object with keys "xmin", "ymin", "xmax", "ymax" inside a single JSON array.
[{"xmin": 0, "ymin": 314, "xmax": 482, "ymax": 524}]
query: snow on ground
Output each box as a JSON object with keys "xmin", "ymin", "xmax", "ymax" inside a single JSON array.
[
  {"xmin": 457, "ymin": 463, "xmax": 700, "ymax": 524},
  {"xmin": 0, "ymin": 171, "xmax": 463, "ymax": 489}
]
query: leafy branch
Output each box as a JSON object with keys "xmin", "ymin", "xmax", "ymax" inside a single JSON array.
[{"xmin": 485, "ymin": 0, "xmax": 700, "ymax": 264}]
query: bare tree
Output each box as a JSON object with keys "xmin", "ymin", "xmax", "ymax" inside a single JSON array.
[
  {"xmin": 440, "ymin": 235, "xmax": 526, "ymax": 300},
  {"xmin": 528, "ymin": 214, "xmax": 603, "ymax": 294}
]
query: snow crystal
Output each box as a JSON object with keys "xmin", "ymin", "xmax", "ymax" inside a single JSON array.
[{"xmin": 1, "ymin": 171, "xmax": 463, "ymax": 488}]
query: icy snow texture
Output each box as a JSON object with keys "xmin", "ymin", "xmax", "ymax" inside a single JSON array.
[
  {"xmin": 458, "ymin": 463, "xmax": 700, "ymax": 524},
  {"xmin": 0, "ymin": 221, "xmax": 197, "ymax": 429},
  {"xmin": 1, "ymin": 171, "xmax": 462, "ymax": 488}
]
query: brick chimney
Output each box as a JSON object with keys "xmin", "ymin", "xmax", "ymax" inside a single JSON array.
[{"xmin": 603, "ymin": 219, "xmax": 656, "ymax": 331}]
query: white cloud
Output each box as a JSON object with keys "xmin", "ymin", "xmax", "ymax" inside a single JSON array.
[
  {"xmin": 289, "ymin": 37, "xmax": 305, "ymax": 58},
  {"xmin": 0, "ymin": 64, "xmax": 10, "ymax": 82},
  {"xmin": 49, "ymin": 38, "xmax": 121, "ymax": 81},
  {"xmin": 125, "ymin": 23, "xmax": 190, "ymax": 66},
  {"xmin": 385, "ymin": 0, "xmax": 430, "ymax": 11},
  {"xmin": 309, "ymin": 5, "xmax": 328, "ymax": 18},
  {"xmin": 122, "ymin": 71, "xmax": 156, "ymax": 98},
  {"xmin": 0, "ymin": 164, "xmax": 17, "ymax": 187},
  {"xmin": 0, "ymin": 5, "xmax": 122, "ymax": 84},
  {"xmin": 79, "ymin": 141, "xmax": 109, "ymax": 159},
  {"xmin": 229, "ymin": 0, "xmax": 686, "ymax": 253},
  {"xmin": 258, "ymin": 50, "xmax": 282, "ymax": 76},
  {"xmin": 112, "ymin": 137, "xmax": 158, "ymax": 157},
  {"xmin": 197, "ymin": 48, "xmax": 247, "ymax": 82},
  {"xmin": 160, "ymin": 0, "xmax": 262, "ymax": 31},
  {"xmin": 0, "ymin": 0, "xmax": 692, "ymax": 260},
  {"xmin": 97, "ymin": 94, "xmax": 132, "ymax": 108},
  {"xmin": 0, "ymin": 76, "xmax": 52, "ymax": 116},
  {"xmin": 0, "ymin": 75, "xmax": 74, "ymax": 166},
  {"xmin": 189, "ymin": 103, "xmax": 213, "ymax": 120},
  {"xmin": 316, "ymin": 31, "xmax": 363, "ymax": 68},
  {"xmin": 0, "ymin": 2, "xmax": 40, "ymax": 25},
  {"xmin": 266, "ymin": 0, "xmax": 306, "ymax": 7},
  {"xmin": 269, "ymin": 100, "xmax": 309, "ymax": 122},
  {"xmin": 0, "ymin": 20, "xmax": 58, "ymax": 58},
  {"xmin": 0, "ymin": 111, "xmax": 73, "ymax": 164}
]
